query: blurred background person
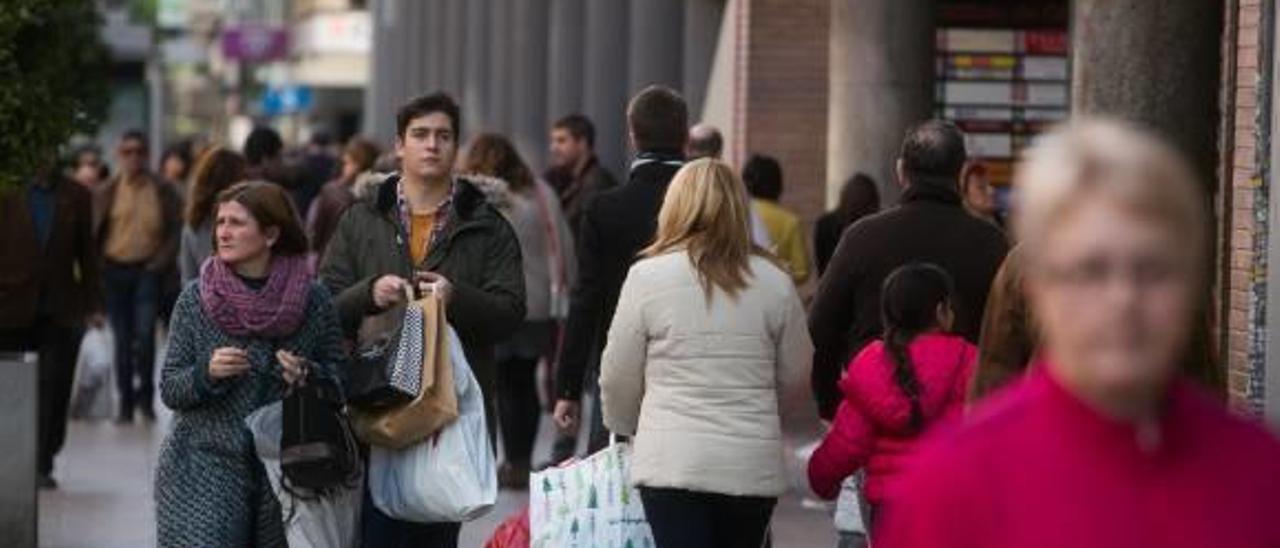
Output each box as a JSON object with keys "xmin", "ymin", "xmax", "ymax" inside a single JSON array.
[
  {"xmin": 599, "ymin": 158, "xmax": 812, "ymax": 548},
  {"xmin": 92, "ymin": 129, "xmax": 182, "ymax": 424},
  {"xmin": 686, "ymin": 123, "xmax": 723, "ymax": 160},
  {"xmin": 959, "ymin": 161, "xmax": 1003, "ymax": 230},
  {"xmin": 154, "ymin": 181, "xmax": 342, "ymax": 546},
  {"xmin": 545, "ymin": 114, "xmax": 618, "ymax": 235},
  {"xmin": 159, "ymin": 141, "xmax": 193, "ymax": 197},
  {"xmin": 880, "ymin": 120, "xmax": 1280, "ymax": 548},
  {"xmin": 71, "ymin": 145, "xmax": 109, "ymax": 189},
  {"xmin": 243, "ymin": 126, "xmax": 298, "ymax": 206},
  {"xmin": 179, "ymin": 147, "xmax": 247, "ymax": 283},
  {"xmin": 462, "ymin": 133, "xmax": 577, "ymax": 489},
  {"xmin": 0, "ymin": 157, "xmax": 103, "ymax": 489},
  {"xmin": 307, "ymin": 136, "xmax": 379, "ymax": 261},
  {"xmin": 292, "ymin": 131, "xmax": 339, "ymax": 220},
  {"xmin": 814, "ymin": 173, "xmax": 880, "ymax": 276},
  {"xmin": 743, "ymin": 153, "xmax": 810, "ymax": 285}
]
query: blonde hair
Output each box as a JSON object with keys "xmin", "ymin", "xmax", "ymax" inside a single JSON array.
[
  {"xmin": 642, "ymin": 158, "xmax": 768, "ymax": 301},
  {"xmin": 1014, "ymin": 119, "xmax": 1208, "ymax": 279}
]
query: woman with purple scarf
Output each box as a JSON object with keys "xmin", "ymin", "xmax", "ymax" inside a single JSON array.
[{"xmin": 154, "ymin": 181, "xmax": 345, "ymax": 547}]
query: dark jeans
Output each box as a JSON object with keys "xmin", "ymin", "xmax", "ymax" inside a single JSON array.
[
  {"xmin": 361, "ymin": 481, "xmax": 461, "ymax": 547},
  {"xmin": 495, "ymin": 355, "xmax": 540, "ymax": 466},
  {"xmin": 639, "ymin": 487, "xmax": 776, "ymax": 548},
  {"xmin": 103, "ymin": 262, "xmax": 160, "ymax": 417},
  {"xmin": 35, "ymin": 318, "xmax": 82, "ymax": 476}
]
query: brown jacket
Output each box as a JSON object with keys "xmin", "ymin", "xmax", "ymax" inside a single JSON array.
[
  {"xmin": 91, "ymin": 172, "xmax": 183, "ymax": 272},
  {"xmin": 0, "ymin": 176, "xmax": 104, "ymax": 329}
]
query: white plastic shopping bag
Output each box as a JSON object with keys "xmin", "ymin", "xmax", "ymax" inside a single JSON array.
[
  {"xmin": 245, "ymin": 402, "xmax": 362, "ymax": 548},
  {"xmin": 529, "ymin": 436, "xmax": 656, "ymax": 548},
  {"xmin": 69, "ymin": 326, "xmax": 114, "ymax": 420},
  {"xmin": 368, "ymin": 325, "xmax": 497, "ymax": 523}
]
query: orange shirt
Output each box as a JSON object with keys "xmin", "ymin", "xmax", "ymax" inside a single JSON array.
[{"xmin": 409, "ymin": 211, "xmax": 436, "ymax": 266}]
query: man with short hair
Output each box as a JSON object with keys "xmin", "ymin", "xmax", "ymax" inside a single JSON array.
[
  {"xmin": 92, "ymin": 130, "xmax": 182, "ymax": 423},
  {"xmin": 552, "ymin": 85, "xmax": 688, "ymax": 452},
  {"xmin": 546, "ymin": 114, "xmax": 619, "ymax": 234},
  {"xmin": 320, "ymin": 92, "xmax": 524, "ymax": 547},
  {"xmin": 686, "ymin": 123, "xmax": 724, "ymax": 159},
  {"xmin": 808, "ymin": 120, "xmax": 1009, "ymax": 420}
]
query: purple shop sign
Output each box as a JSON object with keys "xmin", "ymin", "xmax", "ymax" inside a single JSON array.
[{"xmin": 221, "ymin": 25, "xmax": 289, "ymax": 62}]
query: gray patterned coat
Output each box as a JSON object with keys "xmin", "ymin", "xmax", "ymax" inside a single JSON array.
[{"xmin": 154, "ymin": 281, "xmax": 344, "ymax": 547}]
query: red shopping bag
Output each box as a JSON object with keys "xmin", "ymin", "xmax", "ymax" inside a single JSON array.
[{"xmin": 485, "ymin": 505, "xmax": 530, "ymax": 548}]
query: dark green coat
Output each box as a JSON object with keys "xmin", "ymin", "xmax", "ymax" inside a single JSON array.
[{"xmin": 318, "ymin": 174, "xmax": 525, "ymax": 411}]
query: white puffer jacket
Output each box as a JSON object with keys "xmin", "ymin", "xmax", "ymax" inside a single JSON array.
[{"xmin": 600, "ymin": 252, "xmax": 813, "ymax": 497}]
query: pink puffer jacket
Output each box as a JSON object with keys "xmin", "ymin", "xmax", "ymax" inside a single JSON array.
[{"xmin": 807, "ymin": 333, "xmax": 976, "ymax": 504}]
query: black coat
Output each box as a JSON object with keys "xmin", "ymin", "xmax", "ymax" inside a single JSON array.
[
  {"xmin": 807, "ymin": 183, "xmax": 1009, "ymax": 419},
  {"xmin": 555, "ymin": 152, "xmax": 683, "ymax": 400}
]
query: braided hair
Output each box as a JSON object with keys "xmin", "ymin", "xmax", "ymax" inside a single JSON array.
[{"xmin": 880, "ymin": 263, "xmax": 956, "ymax": 433}]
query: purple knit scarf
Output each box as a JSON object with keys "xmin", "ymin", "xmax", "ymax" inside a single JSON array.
[{"xmin": 199, "ymin": 254, "xmax": 311, "ymax": 338}]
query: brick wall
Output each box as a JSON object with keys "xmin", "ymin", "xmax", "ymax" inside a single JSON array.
[
  {"xmin": 741, "ymin": 0, "xmax": 830, "ymax": 227},
  {"xmin": 1225, "ymin": 0, "xmax": 1266, "ymax": 410}
]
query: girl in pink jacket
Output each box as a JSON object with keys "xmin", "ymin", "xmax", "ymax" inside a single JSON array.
[{"xmin": 807, "ymin": 263, "xmax": 977, "ymax": 530}]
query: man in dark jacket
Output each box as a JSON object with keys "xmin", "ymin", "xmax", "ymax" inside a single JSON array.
[
  {"xmin": 546, "ymin": 114, "xmax": 619, "ymax": 235},
  {"xmin": 92, "ymin": 130, "xmax": 182, "ymax": 423},
  {"xmin": 319, "ymin": 92, "xmax": 524, "ymax": 547},
  {"xmin": 808, "ymin": 120, "xmax": 1009, "ymax": 420},
  {"xmin": 0, "ymin": 162, "xmax": 103, "ymax": 488},
  {"xmin": 552, "ymin": 85, "xmax": 688, "ymax": 452}
]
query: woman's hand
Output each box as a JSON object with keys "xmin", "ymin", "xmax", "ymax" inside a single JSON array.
[
  {"xmin": 277, "ymin": 350, "xmax": 310, "ymax": 387},
  {"xmin": 208, "ymin": 347, "xmax": 250, "ymax": 380}
]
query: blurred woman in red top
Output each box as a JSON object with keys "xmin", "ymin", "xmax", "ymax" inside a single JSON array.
[{"xmin": 879, "ymin": 119, "xmax": 1280, "ymax": 548}]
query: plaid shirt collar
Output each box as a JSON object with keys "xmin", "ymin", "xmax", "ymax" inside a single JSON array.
[{"xmin": 396, "ymin": 175, "xmax": 456, "ymax": 264}]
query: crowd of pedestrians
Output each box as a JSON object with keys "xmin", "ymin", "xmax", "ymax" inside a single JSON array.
[{"xmin": 4, "ymin": 75, "xmax": 1280, "ymax": 547}]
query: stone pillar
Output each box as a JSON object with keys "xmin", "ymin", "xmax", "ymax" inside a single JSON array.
[
  {"xmin": 1072, "ymin": 0, "xmax": 1225, "ymax": 392},
  {"xmin": 547, "ymin": 0, "xmax": 585, "ymax": 122},
  {"xmin": 366, "ymin": 0, "xmax": 410, "ymax": 143},
  {"xmin": 422, "ymin": 0, "xmax": 445, "ymax": 95},
  {"xmin": 682, "ymin": 0, "xmax": 724, "ymax": 120},
  {"xmin": 584, "ymin": 0, "xmax": 630, "ymax": 174},
  {"xmin": 826, "ymin": 0, "xmax": 934, "ymax": 206},
  {"xmin": 628, "ymin": 0, "xmax": 684, "ymax": 94},
  {"xmin": 486, "ymin": 0, "xmax": 513, "ymax": 134},
  {"xmin": 0, "ymin": 354, "xmax": 36, "ymax": 548},
  {"xmin": 513, "ymin": 0, "xmax": 551, "ymax": 168},
  {"xmin": 1072, "ymin": 0, "xmax": 1223, "ymax": 187},
  {"xmin": 440, "ymin": 0, "xmax": 466, "ymax": 98},
  {"xmin": 462, "ymin": 0, "xmax": 490, "ymax": 133}
]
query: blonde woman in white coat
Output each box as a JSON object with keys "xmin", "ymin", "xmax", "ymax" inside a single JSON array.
[{"xmin": 600, "ymin": 158, "xmax": 813, "ymax": 548}]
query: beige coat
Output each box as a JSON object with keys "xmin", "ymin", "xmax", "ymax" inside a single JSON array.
[{"xmin": 600, "ymin": 252, "xmax": 813, "ymax": 497}]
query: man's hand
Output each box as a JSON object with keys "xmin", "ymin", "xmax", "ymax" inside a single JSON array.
[
  {"xmin": 414, "ymin": 271, "xmax": 454, "ymax": 305},
  {"xmin": 553, "ymin": 399, "xmax": 580, "ymax": 432},
  {"xmin": 276, "ymin": 350, "xmax": 309, "ymax": 387},
  {"xmin": 208, "ymin": 347, "xmax": 250, "ymax": 380},
  {"xmin": 372, "ymin": 275, "xmax": 410, "ymax": 309}
]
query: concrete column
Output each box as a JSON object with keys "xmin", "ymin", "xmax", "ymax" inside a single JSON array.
[
  {"xmin": 365, "ymin": 0, "xmax": 410, "ymax": 144},
  {"xmin": 441, "ymin": 0, "xmax": 466, "ymax": 98},
  {"xmin": 462, "ymin": 0, "xmax": 490, "ymax": 134},
  {"xmin": 628, "ymin": 0, "xmax": 684, "ymax": 94},
  {"xmin": 423, "ymin": 0, "xmax": 446, "ymax": 95},
  {"xmin": 1072, "ymin": 0, "xmax": 1224, "ymax": 392},
  {"xmin": 682, "ymin": 0, "xmax": 724, "ymax": 120},
  {"xmin": 584, "ymin": 0, "xmax": 630, "ymax": 174},
  {"xmin": 486, "ymin": 0, "xmax": 513, "ymax": 134},
  {"xmin": 0, "ymin": 354, "xmax": 36, "ymax": 548},
  {"xmin": 826, "ymin": 0, "xmax": 934, "ymax": 206},
  {"xmin": 513, "ymin": 0, "xmax": 551, "ymax": 168},
  {"xmin": 1072, "ymin": 0, "xmax": 1223, "ymax": 186},
  {"xmin": 547, "ymin": 0, "xmax": 585, "ymax": 122}
]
